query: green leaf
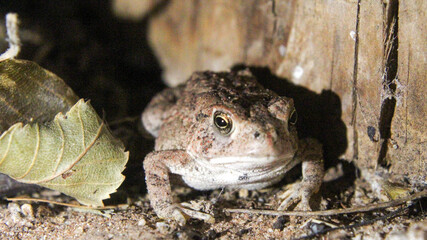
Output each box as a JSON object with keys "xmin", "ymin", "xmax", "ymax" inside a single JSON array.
[{"xmin": 0, "ymin": 99, "xmax": 128, "ymax": 206}]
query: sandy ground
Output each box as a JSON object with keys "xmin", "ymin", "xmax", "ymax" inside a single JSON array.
[{"xmin": 0, "ymin": 174, "xmax": 425, "ymax": 239}]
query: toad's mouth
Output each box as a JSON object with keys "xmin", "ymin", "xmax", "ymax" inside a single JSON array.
[{"xmin": 196, "ymin": 153, "xmax": 296, "ymax": 171}]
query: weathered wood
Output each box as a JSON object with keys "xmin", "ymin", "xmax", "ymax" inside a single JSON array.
[
  {"xmin": 274, "ymin": 1, "xmax": 357, "ymax": 162},
  {"xmin": 353, "ymin": 0, "xmax": 386, "ymax": 171},
  {"xmin": 387, "ymin": 0, "xmax": 426, "ymax": 184}
]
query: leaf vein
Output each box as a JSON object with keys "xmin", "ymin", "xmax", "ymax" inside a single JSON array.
[
  {"xmin": 0, "ymin": 124, "xmax": 19, "ymax": 166},
  {"xmin": 15, "ymin": 124, "xmax": 40, "ymax": 179},
  {"xmin": 53, "ymin": 117, "xmax": 65, "ymax": 173},
  {"xmin": 77, "ymin": 104, "xmax": 85, "ymax": 148},
  {"xmin": 28, "ymin": 122, "xmax": 105, "ymax": 184}
]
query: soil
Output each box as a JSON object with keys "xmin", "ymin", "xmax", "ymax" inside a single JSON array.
[
  {"xmin": 0, "ymin": 1, "xmax": 425, "ymax": 239},
  {"xmin": 0, "ymin": 176, "xmax": 426, "ymax": 239}
]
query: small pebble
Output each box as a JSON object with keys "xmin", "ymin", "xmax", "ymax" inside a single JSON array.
[
  {"xmin": 9, "ymin": 212, "xmax": 23, "ymax": 225},
  {"xmin": 309, "ymin": 222, "xmax": 327, "ymax": 234},
  {"xmin": 176, "ymin": 231, "xmax": 190, "ymax": 239},
  {"xmin": 238, "ymin": 189, "xmax": 249, "ymax": 198},
  {"xmin": 237, "ymin": 228, "xmax": 251, "ymax": 237},
  {"xmin": 7, "ymin": 202, "xmax": 21, "ymax": 214},
  {"xmin": 272, "ymin": 216, "xmax": 288, "ymax": 230},
  {"xmin": 7, "ymin": 203, "xmax": 33, "ymax": 227},
  {"xmin": 74, "ymin": 226, "xmax": 84, "ymax": 234},
  {"xmin": 21, "ymin": 204, "xmax": 34, "ymax": 219},
  {"xmin": 138, "ymin": 218, "xmax": 146, "ymax": 226},
  {"xmin": 156, "ymin": 221, "xmax": 171, "ymax": 234},
  {"xmin": 53, "ymin": 216, "xmax": 65, "ymax": 224}
]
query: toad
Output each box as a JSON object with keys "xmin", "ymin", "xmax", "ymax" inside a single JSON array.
[{"xmin": 142, "ymin": 70, "xmax": 323, "ymax": 224}]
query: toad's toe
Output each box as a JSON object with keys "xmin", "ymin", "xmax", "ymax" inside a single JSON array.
[
  {"xmin": 180, "ymin": 202, "xmax": 215, "ymax": 224},
  {"xmin": 277, "ymin": 182, "xmax": 311, "ymax": 211}
]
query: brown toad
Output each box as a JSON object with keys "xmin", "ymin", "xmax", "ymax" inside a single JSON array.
[{"xmin": 142, "ymin": 70, "xmax": 323, "ymax": 224}]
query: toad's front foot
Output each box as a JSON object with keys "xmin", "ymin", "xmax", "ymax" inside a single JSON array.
[
  {"xmin": 277, "ymin": 181, "xmax": 313, "ymax": 211},
  {"xmin": 277, "ymin": 138, "xmax": 324, "ymax": 211},
  {"xmin": 155, "ymin": 203, "xmax": 215, "ymax": 225},
  {"xmin": 144, "ymin": 150, "xmax": 216, "ymax": 225}
]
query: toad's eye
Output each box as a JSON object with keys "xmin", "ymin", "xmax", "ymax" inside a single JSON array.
[
  {"xmin": 214, "ymin": 112, "xmax": 233, "ymax": 135},
  {"xmin": 289, "ymin": 108, "xmax": 297, "ymax": 125}
]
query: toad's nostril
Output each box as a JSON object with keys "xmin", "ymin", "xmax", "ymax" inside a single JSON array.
[{"xmin": 254, "ymin": 131, "xmax": 260, "ymax": 139}]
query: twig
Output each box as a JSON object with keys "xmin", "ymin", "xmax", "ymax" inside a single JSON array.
[
  {"xmin": 0, "ymin": 13, "xmax": 21, "ymax": 61},
  {"xmin": 6, "ymin": 196, "xmax": 124, "ymax": 210},
  {"xmin": 293, "ymin": 206, "xmax": 409, "ymax": 240},
  {"xmin": 224, "ymin": 189, "xmax": 427, "ymax": 217}
]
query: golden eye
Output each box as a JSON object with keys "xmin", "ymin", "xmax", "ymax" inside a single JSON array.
[
  {"xmin": 214, "ymin": 112, "xmax": 233, "ymax": 135},
  {"xmin": 289, "ymin": 108, "xmax": 297, "ymax": 125}
]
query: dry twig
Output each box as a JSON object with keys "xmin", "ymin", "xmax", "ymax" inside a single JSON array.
[
  {"xmin": 224, "ymin": 189, "xmax": 426, "ymax": 216},
  {"xmin": 0, "ymin": 13, "xmax": 20, "ymax": 61},
  {"xmin": 294, "ymin": 206, "xmax": 409, "ymax": 240},
  {"xmin": 6, "ymin": 197, "xmax": 124, "ymax": 210}
]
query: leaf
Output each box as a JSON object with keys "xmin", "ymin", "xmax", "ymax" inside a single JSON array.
[
  {"xmin": 0, "ymin": 99, "xmax": 128, "ymax": 206},
  {"xmin": 0, "ymin": 59, "xmax": 79, "ymax": 133}
]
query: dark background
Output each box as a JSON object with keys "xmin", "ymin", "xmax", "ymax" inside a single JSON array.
[{"xmin": 0, "ymin": 0, "xmax": 165, "ymax": 196}]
